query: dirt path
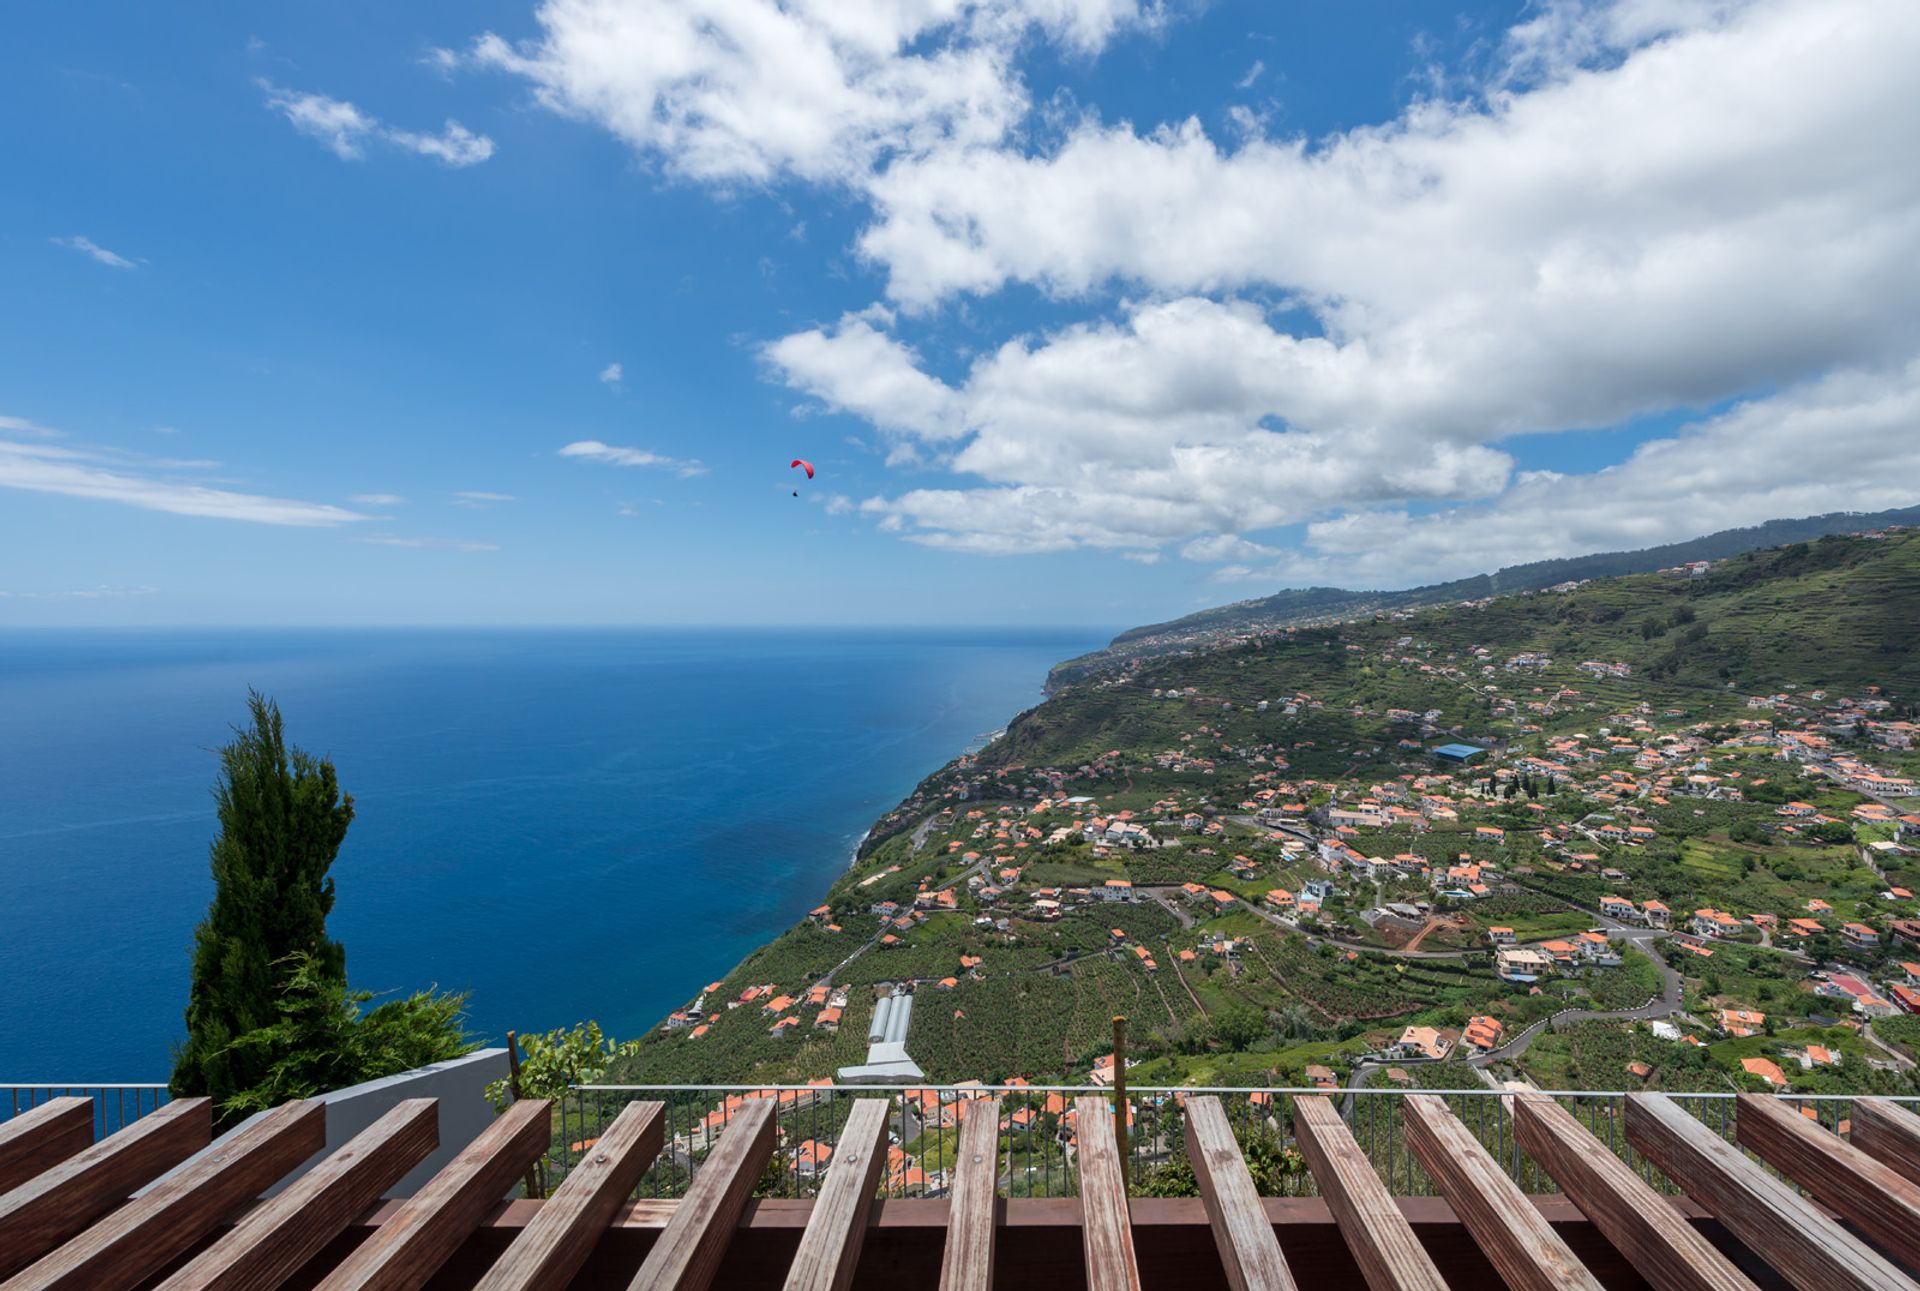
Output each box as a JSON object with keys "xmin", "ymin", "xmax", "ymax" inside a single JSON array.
[
  {"xmin": 1400, "ymin": 916, "xmax": 1453, "ymax": 954},
  {"xmin": 1167, "ymin": 950, "xmax": 1210, "ymax": 1019}
]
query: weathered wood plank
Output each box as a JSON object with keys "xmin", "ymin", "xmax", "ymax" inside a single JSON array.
[
  {"xmin": 936, "ymin": 1098, "xmax": 1002, "ymax": 1291},
  {"xmin": 783, "ymin": 1099, "xmax": 890, "ymax": 1291},
  {"xmin": 1625, "ymin": 1093, "xmax": 1917, "ymax": 1291},
  {"xmin": 0, "ymin": 1096, "xmax": 210, "ymax": 1280},
  {"xmin": 474, "ymin": 1099, "xmax": 664, "ymax": 1291},
  {"xmin": 153, "ymin": 1097, "xmax": 438, "ymax": 1291},
  {"xmin": 0, "ymin": 1100, "xmax": 93, "ymax": 1196},
  {"xmin": 1850, "ymin": 1098, "xmax": 1920, "ymax": 1188},
  {"xmin": 1402, "ymin": 1094, "xmax": 1602, "ymax": 1291},
  {"xmin": 1733, "ymin": 1093, "xmax": 1920, "ymax": 1273},
  {"xmin": 1293, "ymin": 1095, "xmax": 1446, "ymax": 1291},
  {"xmin": 1075, "ymin": 1095, "xmax": 1142, "ymax": 1291},
  {"xmin": 310, "ymin": 1098, "xmax": 551, "ymax": 1291},
  {"xmin": 1511, "ymin": 1093, "xmax": 1757, "ymax": 1291},
  {"xmin": 628, "ymin": 1095, "xmax": 777, "ymax": 1291},
  {"xmin": 1, "ymin": 1099, "xmax": 323, "ymax": 1291},
  {"xmin": 1185, "ymin": 1096, "xmax": 1295, "ymax": 1291}
]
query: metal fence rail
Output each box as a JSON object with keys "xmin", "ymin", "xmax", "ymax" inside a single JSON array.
[
  {"xmin": 1, "ymin": 1084, "xmax": 173, "ymax": 1141},
  {"xmin": 554, "ymin": 1083, "xmax": 1920, "ymax": 1202}
]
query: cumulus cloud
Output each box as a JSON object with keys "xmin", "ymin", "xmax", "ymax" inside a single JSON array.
[
  {"xmin": 779, "ymin": 297, "xmax": 1514, "ymax": 552},
  {"xmin": 598, "ymin": 362, "xmax": 623, "ymax": 384},
  {"xmin": 787, "ymin": 0, "xmax": 1920, "ymax": 564},
  {"xmin": 53, "ymin": 235, "xmax": 138, "ymax": 269},
  {"xmin": 457, "ymin": 0, "xmax": 1920, "ymax": 577},
  {"xmin": 0, "ymin": 436, "xmax": 367, "ymax": 526},
  {"xmin": 558, "ymin": 439, "xmax": 708, "ymax": 477},
  {"xmin": 259, "ymin": 81, "xmax": 494, "ymax": 166},
  {"xmin": 1224, "ymin": 359, "xmax": 1920, "ymax": 587},
  {"xmin": 464, "ymin": 0, "xmax": 1157, "ymax": 184}
]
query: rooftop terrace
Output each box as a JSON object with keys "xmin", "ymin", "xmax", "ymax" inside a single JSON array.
[{"xmin": 3, "ymin": 1079, "xmax": 1918, "ymax": 1289}]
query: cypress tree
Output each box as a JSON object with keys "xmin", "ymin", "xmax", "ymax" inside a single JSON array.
[{"xmin": 170, "ymin": 692, "xmax": 354, "ymax": 1115}]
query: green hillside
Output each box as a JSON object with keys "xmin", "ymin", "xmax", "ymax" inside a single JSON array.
[
  {"xmin": 1006, "ymin": 533, "xmax": 1920, "ymax": 772},
  {"xmin": 607, "ymin": 532, "xmax": 1920, "ymax": 1098},
  {"xmin": 1049, "ymin": 508, "xmax": 1920, "ymax": 689}
]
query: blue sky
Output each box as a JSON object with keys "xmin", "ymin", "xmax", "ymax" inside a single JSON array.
[{"xmin": 4, "ymin": 0, "xmax": 1916, "ymax": 626}]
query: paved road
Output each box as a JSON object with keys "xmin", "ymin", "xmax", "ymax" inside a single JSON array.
[
  {"xmin": 1473, "ymin": 936, "xmax": 1684, "ymax": 1064},
  {"xmin": 1865, "ymin": 1022, "xmax": 1917, "ymax": 1071}
]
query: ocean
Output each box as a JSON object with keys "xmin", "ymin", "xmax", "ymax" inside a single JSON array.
[{"xmin": 0, "ymin": 627, "xmax": 1106, "ymax": 1079}]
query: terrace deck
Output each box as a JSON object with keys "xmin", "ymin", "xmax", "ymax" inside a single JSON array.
[{"xmin": 1, "ymin": 1091, "xmax": 1917, "ymax": 1290}]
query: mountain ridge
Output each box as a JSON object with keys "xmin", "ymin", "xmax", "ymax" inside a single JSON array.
[{"xmin": 1048, "ymin": 506, "xmax": 1920, "ymax": 690}]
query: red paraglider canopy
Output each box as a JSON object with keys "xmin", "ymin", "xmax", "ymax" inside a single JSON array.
[{"xmin": 790, "ymin": 459, "xmax": 814, "ymax": 479}]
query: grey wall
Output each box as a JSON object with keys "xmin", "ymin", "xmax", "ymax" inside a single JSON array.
[{"xmin": 144, "ymin": 1047, "xmax": 512, "ymax": 1200}]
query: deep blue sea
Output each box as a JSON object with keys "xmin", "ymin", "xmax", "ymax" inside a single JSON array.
[{"xmin": 0, "ymin": 628, "xmax": 1105, "ymax": 1079}]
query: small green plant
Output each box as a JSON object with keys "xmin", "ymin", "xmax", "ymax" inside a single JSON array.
[{"xmin": 486, "ymin": 1020, "xmax": 642, "ymax": 1111}]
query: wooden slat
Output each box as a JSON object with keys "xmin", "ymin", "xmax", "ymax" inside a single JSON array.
[
  {"xmin": 936, "ymin": 1099, "xmax": 1002, "ymax": 1291},
  {"xmin": 783, "ymin": 1099, "xmax": 890, "ymax": 1291},
  {"xmin": 1075, "ymin": 1095, "xmax": 1141, "ymax": 1291},
  {"xmin": 473, "ymin": 1100, "xmax": 663, "ymax": 1291},
  {"xmin": 1851, "ymin": 1098, "xmax": 1920, "ymax": 1188},
  {"xmin": 1184, "ymin": 1096, "xmax": 1295, "ymax": 1291},
  {"xmin": 0, "ymin": 1100, "xmax": 93, "ymax": 1195},
  {"xmin": 1401, "ymin": 1094, "xmax": 1602, "ymax": 1291},
  {"xmin": 628, "ymin": 1096, "xmax": 778, "ymax": 1291},
  {"xmin": 1625, "ymin": 1093, "xmax": 1917, "ymax": 1291},
  {"xmin": 0, "ymin": 1096, "xmax": 210, "ymax": 1280},
  {"xmin": 313, "ymin": 1099, "xmax": 552, "ymax": 1291},
  {"xmin": 1511, "ymin": 1093, "xmax": 1757, "ymax": 1291},
  {"xmin": 154, "ymin": 1097, "xmax": 438, "ymax": 1291},
  {"xmin": 1, "ymin": 1099, "xmax": 324, "ymax": 1291},
  {"xmin": 1292, "ymin": 1095, "xmax": 1446, "ymax": 1291},
  {"xmin": 1733, "ymin": 1093, "xmax": 1920, "ymax": 1273}
]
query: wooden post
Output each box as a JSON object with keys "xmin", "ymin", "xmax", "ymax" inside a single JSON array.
[
  {"xmin": 506, "ymin": 1030, "xmax": 544, "ymax": 1200},
  {"xmin": 1111, "ymin": 1015, "xmax": 1129, "ymax": 1189}
]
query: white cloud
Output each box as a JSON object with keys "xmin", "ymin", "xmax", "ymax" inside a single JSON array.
[
  {"xmin": 778, "ymin": 297, "xmax": 1514, "ymax": 552},
  {"xmin": 350, "ymin": 493, "xmax": 406, "ymax": 506},
  {"xmin": 770, "ymin": 0, "xmax": 1920, "ymax": 563},
  {"xmin": 764, "ymin": 315, "xmax": 965, "ymax": 445},
  {"xmin": 452, "ymin": 490, "xmax": 517, "ymax": 506},
  {"xmin": 465, "ymin": 0, "xmax": 1157, "ymax": 184},
  {"xmin": 558, "ymin": 439, "xmax": 708, "ymax": 477},
  {"xmin": 1179, "ymin": 533, "xmax": 1279, "ymax": 563},
  {"xmin": 0, "ymin": 437, "xmax": 368, "ymax": 526},
  {"xmin": 1121, "ymin": 550, "xmax": 1162, "ymax": 564},
  {"xmin": 1228, "ymin": 358, "xmax": 1920, "ymax": 588},
  {"xmin": 1235, "ymin": 59, "xmax": 1264, "ymax": 89},
  {"xmin": 52, "ymin": 235, "xmax": 138, "ymax": 269},
  {"xmin": 598, "ymin": 362, "xmax": 623, "ymax": 384},
  {"xmin": 355, "ymin": 535, "xmax": 500, "ymax": 552},
  {"xmin": 386, "ymin": 120, "xmax": 496, "ymax": 166},
  {"xmin": 259, "ymin": 80, "xmax": 494, "ymax": 166},
  {"xmin": 0, "ymin": 415, "xmax": 61, "ymax": 437}
]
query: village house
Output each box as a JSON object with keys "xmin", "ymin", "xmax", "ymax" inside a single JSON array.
[
  {"xmin": 1840, "ymin": 921, "xmax": 1881, "ymax": 954},
  {"xmin": 1390, "ymin": 1025, "xmax": 1455, "ymax": 1062},
  {"xmin": 1496, "ymin": 947, "xmax": 1556, "ymax": 982},
  {"xmin": 1462, "ymin": 1016, "xmax": 1505, "ymax": 1053},
  {"xmin": 1691, "ymin": 908, "xmax": 1743, "ymax": 939}
]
